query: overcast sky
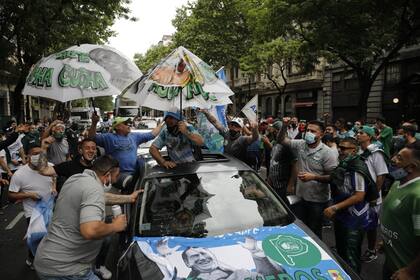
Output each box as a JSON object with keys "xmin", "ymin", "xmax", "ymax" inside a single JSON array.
[{"xmin": 108, "ymin": 0, "xmax": 190, "ymax": 60}]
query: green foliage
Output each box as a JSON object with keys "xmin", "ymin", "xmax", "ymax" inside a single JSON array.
[
  {"xmin": 272, "ymin": 0, "xmax": 420, "ymax": 117},
  {"xmin": 0, "ymin": 0, "xmax": 133, "ymax": 120},
  {"xmin": 134, "ymin": 44, "xmax": 173, "ymax": 73},
  {"xmin": 172, "ymin": 0, "xmax": 251, "ymax": 69},
  {"xmin": 94, "ymin": 96, "xmax": 114, "ymax": 112}
]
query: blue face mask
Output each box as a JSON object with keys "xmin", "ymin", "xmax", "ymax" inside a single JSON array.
[
  {"xmin": 304, "ymin": 131, "xmax": 316, "ymax": 145},
  {"xmin": 389, "ymin": 165, "xmax": 409, "ymax": 180}
]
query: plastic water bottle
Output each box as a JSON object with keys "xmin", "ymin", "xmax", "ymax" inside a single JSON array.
[{"xmin": 112, "ymin": 205, "xmax": 122, "ymax": 217}]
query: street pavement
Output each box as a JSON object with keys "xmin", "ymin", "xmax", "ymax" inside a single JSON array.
[
  {"xmin": 0, "ymin": 202, "xmax": 38, "ymax": 280},
  {"xmin": 0, "ymin": 169, "xmax": 385, "ymax": 280}
]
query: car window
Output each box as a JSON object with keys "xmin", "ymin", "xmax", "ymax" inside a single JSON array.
[{"xmin": 135, "ymin": 171, "xmax": 290, "ymax": 238}]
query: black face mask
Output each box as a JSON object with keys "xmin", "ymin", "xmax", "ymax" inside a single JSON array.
[
  {"xmin": 229, "ymin": 129, "xmax": 240, "ymax": 139},
  {"xmin": 291, "ymin": 123, "xmax": 297, "ymax": 129},
  {"xmin": 167, "ymin": 125, "xmax": 180, "ymax": 136}
]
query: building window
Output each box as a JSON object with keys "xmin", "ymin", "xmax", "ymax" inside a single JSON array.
[
  {"xmin": 386, "ymin": 64, "xmax": 400, "ymax": 85},
  {"xmin": 265, "ymin": 97, "xmax": 272, "ymax": 116}
]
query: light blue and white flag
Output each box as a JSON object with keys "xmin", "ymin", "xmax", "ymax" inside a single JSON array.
[{"xmin": 241, "ymin": 94, "xmax": 258, "ymax": 122}]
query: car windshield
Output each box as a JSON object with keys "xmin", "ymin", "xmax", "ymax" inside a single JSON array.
[{"xmin": 135, "ymin": 171, "xmax": 291, "ymax": 238}]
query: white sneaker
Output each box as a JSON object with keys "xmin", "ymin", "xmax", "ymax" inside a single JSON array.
[{"xmin": 95, "ymin": 265, "xmax": 112, "ymax": 280}]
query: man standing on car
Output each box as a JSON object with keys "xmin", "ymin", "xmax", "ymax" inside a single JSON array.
[
  {"xmin": 89, "ymin": 114, "xmax": 162, "ymax": 179},
  {"xmin": 200, "ymin": 109, "xmax": 259, "ymax": 164},
  {"xmin": 150, "ymin": 111, "xmax": 204, "ymax": 169},
  {"xmin": 381, "ymin": 144, "xmax": 420, "ymax": 280},
  {"xmin": 278, "ymin": 120, "xmax": 338, "ymax": 239},
  {"xmin": 34, "ymin": 155, "xmax": 127, "ymax": 280}
]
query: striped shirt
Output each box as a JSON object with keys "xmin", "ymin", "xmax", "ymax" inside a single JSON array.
[
  {"xmin": 152, "ymin": 125, "xmax": 197, "ymax": 164},
  {"xmin": 334, "ymin": 171, "xmax": 369, "ymax": 229}
]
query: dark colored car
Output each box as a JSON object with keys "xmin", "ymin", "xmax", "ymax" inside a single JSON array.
[{"xmin": 112, "ymin": 154, "xmax": 360, "ymax": 280}]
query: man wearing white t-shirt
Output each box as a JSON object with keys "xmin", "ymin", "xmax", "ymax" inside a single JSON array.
[
  {"xmin": 8, "ymin": 144, "xmax": 55, "ymax": 269},
  {"xmin": 357, "ymin": 126, "xmax": 389, "ymax": 262}
]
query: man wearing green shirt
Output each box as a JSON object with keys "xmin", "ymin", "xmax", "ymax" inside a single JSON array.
[
  {"xmin": 375, "ymin": 117, "xmax": 393, "ymax": 158},
  {"xmin": 381, "ymin": 144, "xmax": 420, "ymax": 280}
]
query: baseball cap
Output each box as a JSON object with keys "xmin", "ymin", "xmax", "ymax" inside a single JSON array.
[
  {"xmin": 270, "ymin": 120, "xmax": 283, "ymax": 130},
  {"xmin": 229, "ymin": 118, "xmax": 244, "ymax": 128},
  {"xmin": 359, "ymin": 125, "xmax": 375, "ymax": 137},
  {"xmin": 164, "ymin": 111, "xmax": 183, "ymax": 121},
  {"xmin": 112, "ymin": 117, "xmax": 132, "ymax": 129}
]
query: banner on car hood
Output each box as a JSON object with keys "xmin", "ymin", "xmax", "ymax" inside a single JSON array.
[{"xmin": 134, "ymin": 224, "xmax": 350, "ymax": 280}]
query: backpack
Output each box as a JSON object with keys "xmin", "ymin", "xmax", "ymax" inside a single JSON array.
[{"xmin": 330, "ymin": 155, "xmax": 379, "ymax": 202}]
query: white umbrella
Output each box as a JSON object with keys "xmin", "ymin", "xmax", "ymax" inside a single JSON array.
[
  {"xmin": 22, "ymin": 44, "xmax": 142, "ymax": 102},
  {"xmin": 122, "ymin": 46, "xmax": 233, "ymax": 111}
]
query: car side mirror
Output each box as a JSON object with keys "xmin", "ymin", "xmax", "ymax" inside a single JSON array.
[{"xmin": 287, "ymin": 195, "xmax": 302, "ymax": 206}]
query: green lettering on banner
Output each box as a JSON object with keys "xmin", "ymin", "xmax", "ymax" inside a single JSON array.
[
  {"xmin": 149, "ymin": 81, "xmax": 217, "ymax": 102},
  {"xmin": 55, "ymin": 50, "xmax": 90, "ymax": 63},
  {"xmin": 294, "ymin": 271, "xmax": 313, "ymax": 280},
  {"xmin": 58, "ymin": 65, "xmax": 71, "ymax": 87},
  {"xmin": 58, "ymin": 64, "xmax": 108, "ymax": 90},
  {"xmin": 94, "ymin": 72, "xmax": 108, "ymax": 90},
  {"xmin": 277, "ymin": 273, "xmax": 293, "ymax": 280},
  {"xmin": 43, "ymin": 68, "xmax": 53, "ymax": 87},
  {"xmin": 69, "ymin": 66, "xmax": 80, "ymax": 88},
  {"xmin": 264, "ymin": 275, "xmax": 276, "ymax": 280},
  {"xmin": 27, "ymin": 66, "xmax": 54, "ymax": 88}
]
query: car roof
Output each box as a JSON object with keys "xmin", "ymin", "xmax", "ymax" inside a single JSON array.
[{"xmin": 142, "ymin": 153, "xmax": 253, "ymax": 179}]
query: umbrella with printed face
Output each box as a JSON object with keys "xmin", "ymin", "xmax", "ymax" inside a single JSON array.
[
  {"xmin": 22, "ymin": 44, "xmax": 142, "ymax": 103},
  {"xmin": 122, "ymin": 46, "xmax": 233, "ymax": 112}
]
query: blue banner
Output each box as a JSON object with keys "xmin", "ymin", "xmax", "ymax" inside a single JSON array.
[{"xmin": 134, "ymin": 224, "xmax": 350, "ymax": 280}]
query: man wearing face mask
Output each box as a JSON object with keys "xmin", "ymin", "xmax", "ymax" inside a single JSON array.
[
  {"xmin": 287, "ymin": 116, "xmax": 299, "ymax": 139},
  {"xmin": 401, "ymin": 123, "xmax": 419, "ymax": 148},
  {"xmin": 356, "ymin": 126, "xmax": 389, "ymax": 263},
  {"xmin": 150, "ymin": 111, "xmax": 204, "ymax": 169},
  {"xmin": 34, "ymin": 155, "xmax": 127, "ymax": 280},
  {"xmin": 278, "ymin": 120, "xmax": 338, "ymax": 239},
  {"xmin": 296, "ymin": 138, "xmax": 376, "ymax": 273},
  {"xmin": 39, "ymin": 138, "xmax": 140, "ymax": 279},
  {"xmin": 8, "ymin": 143, "xmax": 55, "ymax": 270},
  {"xmin": 380, "ymin": 143, "xmax": 420, "ymax": 280},
  {"xmin": 22, "ymin": 123, "xmax": 41, "ymax": 154},
  {"xmin": 42, "ymin": 120, "xmax": 70, "ymax": 165},
  {"xmin": 200, "ymin": 110, "xmax": 259, "ymax": 164}
]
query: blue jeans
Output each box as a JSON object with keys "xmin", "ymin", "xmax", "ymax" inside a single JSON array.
[{"xmin": 37, "ymin": 269, "xmax": 99, "ymax": 280}]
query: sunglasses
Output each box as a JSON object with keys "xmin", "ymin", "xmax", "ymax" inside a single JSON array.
[{"xmin": 338, "ymin": 145, "xmax": 356, "ymax": 150}]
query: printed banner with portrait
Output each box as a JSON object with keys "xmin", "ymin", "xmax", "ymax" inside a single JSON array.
[{"xmin": 133, "ymin": 224, "xmax": 350, "ymax": 280}]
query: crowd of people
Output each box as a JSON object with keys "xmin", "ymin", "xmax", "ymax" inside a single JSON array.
[{"xmin": 0, "ymin": 110, "xmax": 419, "ymax": 280}]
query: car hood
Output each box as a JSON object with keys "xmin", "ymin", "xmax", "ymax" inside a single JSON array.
[{"xmin": 130, "ymin": 223, "xmax": 353, "ymax": 279}]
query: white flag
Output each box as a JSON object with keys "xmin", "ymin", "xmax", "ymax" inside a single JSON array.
[{"xmin": 241, "ymin": 94, "xmax": 258, "ymax": 122}]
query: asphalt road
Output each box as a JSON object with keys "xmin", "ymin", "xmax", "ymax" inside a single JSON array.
[{"xmin": 0, "ymin": 169, "xmax": 385, "ymax": 280}]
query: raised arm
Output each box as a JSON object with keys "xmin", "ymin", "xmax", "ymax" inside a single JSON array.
[
  {"xmin": 200, "ymin": 109, "xmax": 225, "ymax": 133},
  {"xmin": 178, "ymin": 122, "xmax": 204, "ymax": 146},
  {"xmin": 244, "ymin": 122, "xmax": 259, "ymax": 144},
  {"xmin": 151, "ymin": 121, "xmax": 164, "ymax": 137},
  {"xmin": 88, "ymin": 113, "xmax": 100, "ymax": 139},
  {"xmin": 42, "ymin": 120, "xmax": 63, "ymax": 139}
]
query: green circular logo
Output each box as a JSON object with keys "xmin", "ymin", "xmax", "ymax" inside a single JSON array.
[{"xmin": 262, "ymin": 234, "xmax": 321, "ymax": 268}]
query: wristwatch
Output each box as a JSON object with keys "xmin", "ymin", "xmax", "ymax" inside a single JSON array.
[{"xmin": 332, "ymin": 205, "xmax": 339, "ymax": 212}]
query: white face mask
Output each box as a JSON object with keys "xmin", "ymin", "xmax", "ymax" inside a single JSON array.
[
  {"xmin": 30, "ymin": 154, "xmax": 41, "ymax": 167},
  {"xmin": 103, "ymin": 174, "xmax": 112, "ymax": 192}
]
